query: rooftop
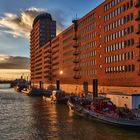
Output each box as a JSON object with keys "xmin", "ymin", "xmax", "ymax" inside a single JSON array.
[{"xmin": 33, "ymin": 13, "xmax": 52, "ymax": 27}]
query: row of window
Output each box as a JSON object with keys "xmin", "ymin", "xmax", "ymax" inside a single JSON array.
[
  {"xmin": 35, "ymin": 72, "xmax": 42, "ymax": 75},
  {"xmin": 105, "ymin": 38, "xmax": 134, "ymax": 52},
  {"xmin": 80, "ymin": 32, "xmax": 96, "ymax": 42},
  {"xmin": 104, "ymin": 1, "xmax": 133, "ymax": 22},
  {"xmin": 80, "ymin": 59, "xmax": 96, "ymax": 67},
  {"xmin": 52, "ymin": 37, "xmax": 59, "ymax": 44},
  {"xmin": 63, "ymin": 43, "xmax": 72, "ymax": 50},
  {"xmin": 52, "ymin": 44, "xmax": 59, "ymax": 49},
  {"xmin": 35, "ymin": 76, "xmax": 42, "ymax": 79},
  {"xmin": 104, "ymin": 0, "xmax": 122, "ymax": 11},
  {"xmin": 105, "ymin": 64, "xmax": 135, "ymax": 73},
  {"xmin": 63, "ymin": 36, "xmax": 73, "ymax": 44},
  {"xmin": 79, "ymin": 23, "xmax": 96, "ymax": 34},
  {"xmin": 80, "ymin": 70, "xmax": 97, "ymax": 76},
  {"xmin": 80, "ymin": 50, "xmax": 96, "ymax": 59},
  {"xmin": 79, "ymin": 13, "xmax": 96, "ymax": 28},
  {"xmin": 104, "ymin": 13, "xmax": 133, "ymax": 32},
  {"xmin": 63, "ymin": 50, "xmax": 72, "ymax": 56},
  {"xmin": 105, "ymin": 52, "xmax": 134, "ymax": 63},
  {"xmin": 35, "ymin": 67, "xmax": 42, "ymax": 71},
  {"xmin": 63, "ymin": 58, "xmax": 72, "ymax": 63},
  {"xmin": 35, "ymin": 58, "xmax": 42, "ymax": 64},
  {"xmin": 105, "ymin": 26, "xmax": 134, "ymax": 42},
  {"xmin": 80, "ymin": 41, "xmax": 97, "ymax": 51},
  {"xmin": 63, "ymin": 27, "xmax": 73, "ymax": 38}
]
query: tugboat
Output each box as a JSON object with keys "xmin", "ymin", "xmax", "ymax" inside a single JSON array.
[{"xmin": 68, "ymin": 95, "xmax": 140, "ymax": 128}]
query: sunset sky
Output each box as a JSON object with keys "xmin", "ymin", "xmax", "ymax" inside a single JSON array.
[
  {"xmin": 0, "ymin": 0, "xmax": 104, "ymax": 79},
  {"xmin": 0, "ymin": 69, "xmax": 30, "ymax": 80},
  {"xmin": 0, "ymin": 0, "xmax": 104, "ymax": 57}
]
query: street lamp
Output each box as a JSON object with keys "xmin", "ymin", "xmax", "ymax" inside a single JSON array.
[
  {"xmin": 56, "ymin": 70, "xmax": 64, "ymax": 90},
  {"xmin": 59, "ymin": 70, "xmax": 63, "ymax": 90},
  {"xmin": 59, "ymin": 70, "xmax": 63, "ymax": 75}
]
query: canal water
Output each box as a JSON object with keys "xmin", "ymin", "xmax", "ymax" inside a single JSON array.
[{"xmin": 0, "ymin": 86, "xmax": 140, "ymax": 140}]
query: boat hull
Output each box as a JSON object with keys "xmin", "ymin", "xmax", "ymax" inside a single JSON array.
[{"xmin": 67, "ymin": 101, "xmax": 140, "ymax": 129}]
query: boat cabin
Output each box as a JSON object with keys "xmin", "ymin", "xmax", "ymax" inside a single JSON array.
[{"xmin": 99, "ymin": 92, "xmax": 140, "ymax": 110}]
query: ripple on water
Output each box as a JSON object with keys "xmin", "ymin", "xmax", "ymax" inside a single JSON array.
[{"xmin": 0, "ymin": 88, "xmax": 140, "ymax": 140}]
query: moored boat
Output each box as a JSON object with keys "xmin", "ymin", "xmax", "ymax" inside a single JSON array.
[
  {"xmin": 68, "ymin": 96, "xmax": 140, "ymax": 128},
  {"xmin": 21, "ymin": 87, "xmax": 44, "ymax": 96},
  {"xmin": 43, "ymin": 90, "xmax": 69, "ymax": 104},
  {"xmin": 14, "ymin": 80, "xmax": 29, "ymax": 92},
  {"xmin": 21, "ymin": 88, "xmax": 31, "ymax": 94}
]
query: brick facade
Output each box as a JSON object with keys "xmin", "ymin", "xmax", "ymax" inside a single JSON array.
[{"xmin": 30, "ymin": 0, "xmax": 140, "ymax": 92}]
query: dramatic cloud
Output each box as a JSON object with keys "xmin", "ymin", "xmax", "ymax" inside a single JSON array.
[
  {"xmin": 0, "ymin": 7, "xmax": 65, "ymax": 38},
  {"xmin": 0, "ymin": 54, "xmax": 29, "ymax": 69}
]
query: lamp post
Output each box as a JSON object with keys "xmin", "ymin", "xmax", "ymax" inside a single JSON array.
[
  {"xmin": 56, "ymin": 70, "xmax": 63, "ymax": 90},
  {"xmin": 59, "ymin": 70, "xmax": 63, "ymax": 90},
  {"xmin": 60, "ymin": 70, "xmax": 63, "ymax": 75}
]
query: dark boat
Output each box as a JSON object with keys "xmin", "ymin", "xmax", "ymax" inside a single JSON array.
[
  {"xmin": 43, "ymin": 90, "xmax": 69, "ymax": 104},
  {"xmin": 12, "ymin": 78, "xmax": 29, "ymax": 92},
  {"xmin": 21, "ymin": 88, "xmax": 31, "ymax": 94},
  {"xmin": 67, "ymin": 96, "xmax": 140, "ymax": 128},
  {"xmin": 15, "ymin": 81, "xmax": 28, "ymax": 92},
  {"xmin": 22, "ymin": 87, "xmax": 44, "ymax": 96}
]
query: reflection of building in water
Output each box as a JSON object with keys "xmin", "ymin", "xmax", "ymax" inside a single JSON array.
[{"xmin": 0, "ymin": 69, "xmax": 30, "ymax": 80}]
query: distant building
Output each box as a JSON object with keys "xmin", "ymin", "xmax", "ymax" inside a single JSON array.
[
  {"xmin": 30, "ymin": 13, "xmax": 56, "ymax": 86},
  {"xmin": 31, "ymin": 13, "xmax": 56, "ymax": 47},
  {"xmin": 0, "ymin": 69, "xmax": 30, "ymax": 81},
  {"xmin": 30, "ymin": 0, "xmax": 140, "ymax": 93}
]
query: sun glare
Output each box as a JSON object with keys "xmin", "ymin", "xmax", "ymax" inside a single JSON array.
[
  {"xmin": 0, "ymin": 55, "xmax": 10, "ymax": 61},
  {"xmin": 0, "ymin": 58, "xmax": 5, "ymax": 61}
]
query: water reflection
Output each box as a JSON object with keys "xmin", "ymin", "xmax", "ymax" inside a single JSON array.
[{"xmin": 0, "ymin": 88, "xmax": 140, "ymax": 140}]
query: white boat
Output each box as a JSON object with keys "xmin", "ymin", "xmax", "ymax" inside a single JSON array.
[{"xmin": 67, "ymin": 96, "xmax": 140, "ymax": 128}]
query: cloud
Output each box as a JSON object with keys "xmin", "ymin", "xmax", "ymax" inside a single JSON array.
[
  {"xmin": 0, "ymin": 7, "xmax": 65, "ymax": 38},
  {"xmin": 0, "ymin": 54, "xmax": 29, "ymax": 69}
]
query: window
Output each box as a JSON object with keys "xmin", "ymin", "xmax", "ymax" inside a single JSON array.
[
  {"xmin": 131, "ymin": 26, "xmax": 134, "ymax": 33},
  {"xmin": 131, "ymin": 52, "xmax": 134, "ymax": 59},
  {"xmin": 138, "ymin": 24, "xmax": 140, "ymax": 30},
  {"xmin": 138, "ymin": 11, "xmax": 140, "ymax": 18},
  {"xmin": 130, "ymin": 0, "xmax": 133, "ymax": 7},
  {"xmin": 127, "ymin": 15, "xmax": 130, "ymax": 22},
  {"xmin": 128, "ymin": 52, "xmax": 130, "ymax": 60},
  {"xmin": 128, "ymin": 40, "xmax": 131, "ymax": 46},
  {"xmin": 125, "ymin": 65, "xmax": 128, "ymax": 72},
  {"xmin": 132, "ymin": 64, "xmax": 135, "ymax": 71},
  {"xmin": 127, "ymin": 3, "xmax": 129, "ymax": 9},
  {"xmin": 128, "ymin": 65, "xmax": 131, "ymax": 71},
  {"xmin": 130, "ymin": 13, "xmax": 133, "ymax": 20},
  {"xmin": 131, "ymin": 39, "xmax": 134, "ymax": 45}
]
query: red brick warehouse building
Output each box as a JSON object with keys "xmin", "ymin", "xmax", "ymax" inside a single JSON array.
[{"xmin": 30, "ymin": 0, "xmax": 140, "ymax": 93}]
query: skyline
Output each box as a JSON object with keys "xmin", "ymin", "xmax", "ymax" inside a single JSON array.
[
  {"xmin": 0, "ymin": 55, "xmax": 30, "ymax": 80},
  {"xmin": 0, "ymin": 0, "xmax": 104, "ymax": 58},
  {"xmin": 0, "ymin": 69, "xmax": 30, "ymax": 80}
]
